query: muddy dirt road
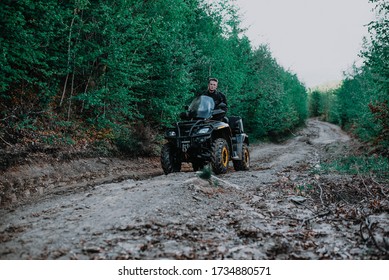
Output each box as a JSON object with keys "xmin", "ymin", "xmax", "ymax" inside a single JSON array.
[{"xmin": 1, "ymin": 119, "xmax": 388, "ymax": 259}]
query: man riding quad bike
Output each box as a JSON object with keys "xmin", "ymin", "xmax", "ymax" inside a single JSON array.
[{"xmin": 161, "ymin": 95, "xmax": 250, "ymax": 175}]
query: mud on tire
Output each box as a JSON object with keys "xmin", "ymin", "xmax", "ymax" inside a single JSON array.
[
  {"xmin": 211, "ymin": 138, "xmax": 229, "ymax": 175},
  {"xmin": 161, "ymin": 143, "xmax": 181, "ymax": 174}
]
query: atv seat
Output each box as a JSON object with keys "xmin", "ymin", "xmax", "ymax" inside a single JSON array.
[{"xmin": 228, "ymin": 116, "xmax": 244, "ymax": 134}]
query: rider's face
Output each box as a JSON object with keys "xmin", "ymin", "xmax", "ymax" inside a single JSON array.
[{"xmin": 208, "ymin": 81, "xmax": 218, "ymax": 93}]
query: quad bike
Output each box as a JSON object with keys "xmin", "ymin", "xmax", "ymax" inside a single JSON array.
[{"xmin": 161, "ymin": 95, "xmax": 250, "ymax": 175}]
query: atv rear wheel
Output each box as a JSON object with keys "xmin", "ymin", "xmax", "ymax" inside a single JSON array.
[
  {"xmin": 161, "ymin": 143, "xmax": 181, "ymax": 174},
  {"xmin": 211, "ymin": 138, "xmax": 229, "ymax": 174},
  {"xmin": 233, "ymin": 143, "xmax": 250, "ymax": 171}
]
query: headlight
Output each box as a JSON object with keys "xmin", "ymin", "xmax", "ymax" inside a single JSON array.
[
  {"xmin": 197, "ymin": 127, "xmax": 211, "ymax": 134},
  {"xmin": 167, "ymin": 131, "xmax": 176, "ymax": 137}
]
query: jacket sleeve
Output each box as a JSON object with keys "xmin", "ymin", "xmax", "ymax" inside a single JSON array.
[{"xmin": 220, "ymin": 92, "xmax": 228, "ymax": 112}]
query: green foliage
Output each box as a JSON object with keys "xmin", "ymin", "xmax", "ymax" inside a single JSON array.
[
  {"xmin": 308, "ymin": 89, "xmax": 339, "ymax": 123},
  {"xmin": 114, "ymin": 127, "xmax": 144, "ymax": 156},
  {"xmin": 234, "ymin": 45, "xmax": 308, "ymax": 138},
  {"xmin": 113, "ymin": 123, "xmax": 158, "ymax": 156},
  {"xmin": 309, "ymin": 91, "xmax": 322, "ymax": 117},
  {"xmin": 198, "ymin": 165, "xmax": 212, "ymax": 180},
  {"xmin": 364, "ymin": 0, "xmax": 389, "ymax": 94},
  {"xmin": 306, "ymin": 0, "xmax": 389, "ymax": 154},
  {"xmin": 0, "ymin": 0, "xmax": 65, "ymax": 131},
  {"xmin": 308, "ymin": 67, "xmax": 387, "ymax": 153},
  {"xmin": 1, "ymin": 0, "xmax": 309, "ymax": 153},
  {"xmin": 294, "ymin": 184, "xmax": 314, "ymax": 196},
  {"xmin": 320, "ymin": 155, "xmax": 389, "ymax": 179}
]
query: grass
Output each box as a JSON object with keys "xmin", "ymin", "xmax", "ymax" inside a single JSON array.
[{"xmin": 320, "ymin": 155, "xmax": 389, "ymax": 179}]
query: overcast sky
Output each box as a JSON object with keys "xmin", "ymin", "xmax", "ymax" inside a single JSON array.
[{"xmin": 234, "ymin": 0, "xmax": 375, "ymax": 88}]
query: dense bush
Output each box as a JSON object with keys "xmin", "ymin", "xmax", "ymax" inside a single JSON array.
[{"xmin": 0, "ymin": 0, "xmax": 308, "ymax": 155}]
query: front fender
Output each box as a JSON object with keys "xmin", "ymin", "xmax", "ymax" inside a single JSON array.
[{"xmin": 211, "ymin": 125, "xmax": 232, "ymax": 153}]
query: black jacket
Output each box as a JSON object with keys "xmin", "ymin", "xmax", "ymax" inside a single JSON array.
[{"xmin": 198, "ymin": 90, "xmax": 228, "ymax": 112}]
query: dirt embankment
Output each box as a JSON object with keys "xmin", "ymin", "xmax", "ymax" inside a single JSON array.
[
  {"xmin": 0, "ymin": 152, "xmax": 163, "ymax": 207},
  {"xmin": 0, "ymin": 119, "xmax": 388, "ymax": 260}
]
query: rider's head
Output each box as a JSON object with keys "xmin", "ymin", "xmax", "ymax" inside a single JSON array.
[{"xmin": 208, "ymin": 78, "xmax": 218, "ymax": 93}]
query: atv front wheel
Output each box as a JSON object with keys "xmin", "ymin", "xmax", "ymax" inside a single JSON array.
[
  {"xmin": 233, "ymin": 143, "xmax": 250, "ymax": 171},
  {"xmin": 161, "ymin": 143, "xmax": 181, "ymax": 174},
  {"xmin": 211, "ymin": 138, "xmax": 229, "ymax": 174}
]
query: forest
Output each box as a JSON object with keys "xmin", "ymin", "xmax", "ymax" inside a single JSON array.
[
  {"xmin": 0, "ymin": 0, "xmax": 387, "ymax": 159},
  {"xmin": 0, "ymin": 0, "xmax": 307, "ymax": 157},
  {"xmin": 310, "ymin": 0, "xmax": 388, "ymax": 156}
]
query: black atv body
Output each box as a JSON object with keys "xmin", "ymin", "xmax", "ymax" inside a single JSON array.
[{"xmin": 161, "ymin": 95, "xmax": 250, "ymax": 175}]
